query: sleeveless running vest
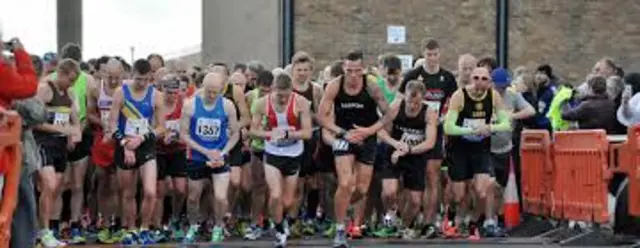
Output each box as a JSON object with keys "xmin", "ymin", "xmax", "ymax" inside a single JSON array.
[
  {"xmin": 34, "ymin": 81, "xmax": 73, "ymax": 141},
  {"xmin": 376, "ymin": 75, "xmax": 396, "ymax": 104},
  {"xmin": 159, "ymin": 98, "xmax": 186, "ymax": 152},
  {"xmin": 264, "ymin": 94, "xmax": 303, "ymax": 157},
  {"xmin": 188, "ymin": 95, "xmax": 229, "ymax": 162},
  {"xmin": 453, "ymin": 88, "xmax": 493, "ymax": 150},
  {"xmin": 391, "ymin": 101, "xmax": 427, "ymax": 148},
  {"xmin": 118, "ymin": 84, "xmax": 155, "ymax": 137},
  {"xmin": 52, "ymin": 71, "xmax": 87, "ymax": 121},
  {"xmin": 334, "ymin": 75, "xmax": 379, "ymax": 130},
  {"xmin": 97, "ymin": 80, "xmax": 114, "ymax": 131}
]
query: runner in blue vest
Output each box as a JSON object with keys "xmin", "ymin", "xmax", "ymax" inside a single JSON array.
[
  {"xmin": 179, "ymin": 72, "xmax": 240, "ymax": 244},
  {"xmin": 106, "ymin": 59, "xmax": 167, "ymax": 245}
]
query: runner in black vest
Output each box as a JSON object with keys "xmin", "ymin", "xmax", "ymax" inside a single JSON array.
[
  {"xmin": 33, "ymin": 59, "xmax": 82, "ymax": 247},
  {"xmin": 377, "ymin": 80, "xmax": 438, "ymax": 239},
  {"xmin": 443, "ymin": 67, "xmax": 510, "ymax": 238},
  {"xmin": 400, "ymin": 40, "xmax": 457, "ymax": 231},
  {"xmin": 317, "ymin": 51, "xmax": 394, "ymax": 247}
]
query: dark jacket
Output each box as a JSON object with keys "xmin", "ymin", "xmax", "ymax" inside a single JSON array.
[{"xmin": 561, "ymin": 94, "xmax": 617, "ymax": 133}]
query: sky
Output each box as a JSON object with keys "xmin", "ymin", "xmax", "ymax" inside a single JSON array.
[{"xmin": 0, "ymin": 0, "xmax": 202, "ymax": 61}]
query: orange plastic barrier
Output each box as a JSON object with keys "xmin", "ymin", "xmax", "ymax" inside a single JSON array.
[
  {"xmin": 519, "ymin": 130, "xmax": 553, "ymax": 217},
  {"xmin": 552, "ymin": 130, "xmax": 609, "ymax": 223},
  {"xmin": 0, "ymin": 111, "xmax": 22, "ymax": 246},
  {"xmin": 623, "ymin": 125, "xmax": 640, "ymax": 216}
]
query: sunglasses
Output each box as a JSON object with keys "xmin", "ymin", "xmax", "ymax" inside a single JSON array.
[{"xmin": 473, "ymin": 76, "xmax": 490, "ymax": 81}]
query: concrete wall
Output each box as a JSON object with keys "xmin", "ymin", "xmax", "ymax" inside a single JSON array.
[{"xmin": 201, "ymin": 0, "xmax": 282, "ymax": 69}]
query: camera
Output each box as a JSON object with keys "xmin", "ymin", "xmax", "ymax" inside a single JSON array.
[{"xmin": 2, "ymin": 41, "xmax": 13, "ymax": 51}]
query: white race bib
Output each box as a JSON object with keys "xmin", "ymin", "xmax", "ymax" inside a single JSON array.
[
  {"xmin": 196, "ymin": 118, "xmax": 221, "ymax": 140},
  {"xmin": 332, "ymin": 139, "xmax": 350, "ymax": 152},
  {"xmin": 462, "ymin": 118, "xmax": 486, "ymax": 141},
  {"xmin": 100, "ymin": 110, "xmax": 110, "ymax": 128},
  {"xmin": 125, "ymin": 118, "xmax": 150, "ymax": 136},
  {"xmin": 399, "ymin": 133, "xmax": 425, "ymax": 147},
  {"xmin": 53, "ymin": 112, "xmax": 70, "ymax": 126},
  {"xmin": 423, "ymin": 100, "xmax": 441, "ymax": 117},
  {"xmin": 166, "ymin": 120, "xmax": 180, "ymax": 132},
  {"xmin": 270, "ymin": 126, "xmax": 297, "ymax": 146}
]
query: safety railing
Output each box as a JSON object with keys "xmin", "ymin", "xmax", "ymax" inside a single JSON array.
[
  {"xmin": 520, "ymin": 130, "xmax": 553, "ymax": 217},
  {"xmin": 0, "ymin": 111, "xmax": 22, "ymax": 246}
]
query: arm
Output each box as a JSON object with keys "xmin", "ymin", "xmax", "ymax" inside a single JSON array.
[
  {"xmin": 410, "ymin": 108, "xmax": 438, "ymax": 154},
  {"xmin": 232, "ymin": 85, "xmax": 251, "ymax": 128},
  {"xmin": 68, "ymin": 90, "xmax": 81, "ymax": 134},
  {"xmin": 512, "ymin": 92, "xmax": 536, "ymax": 120},
  {"xmin": 0, "ymin": 49, "xmax": 38, "ymax": 101},
  {"xmin": 311, "ymin": 84, "xmax": 324, "ymax": 123},
  {"xmin": 152, "ymin": 90, "xmax": 167, "ymax": 139},
  {"xmin": 377, "ymin": 98, "xmax": 402, "ymax": 146},
  {"xmin": 561, "ymin": 102, "xmax": 585, "ymax": 121},
  {"xmin": 365, "ymin": 78, "xmax": 393, "ymax": 133},
  {"xmin": 490, "ymin": 90, "xmax": 512, "ymax": 132},
  {"xmin": 179, "ymin": 98, "xmax": 210, "ymax": 156},
  {"xmin": 107, "ymin": 88, "xmax": 124, "ymax": 141},
  {"xmin": 222, "ymin": 98, "xmax": 240, "ymax": 155},
  {"xmin": 248, "ymin": 97, "xmax": 270, "ymax": 140},
  {"xmin": 288, "ymin": 98, "xmax": 313, "ymax": 140},
  {"xmin": 85, "ymin": 79, "xmax": 101, "ymax": 127},
  {"xmin": 443, "ymin": 90, "xmax": 474, "ymax": 136},
  {"xmin": 317, "ymin": 79, "xmax": 344, "ymax": 134}
]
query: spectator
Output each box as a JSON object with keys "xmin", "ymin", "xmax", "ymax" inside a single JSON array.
[
  {"xmin": 577, "ymin": 58, "xmax": 617, "ymax": 98},
  {"xmin": 616, "ymin": 72, "xmax": 640, "ymax": 127},
  {"xmin": 607, "ymin": 76, "xmax": 627, "ymax": 134},
  {"xmin": 0, "ymin": 39, "xmax": 38, "ymax": 108},
  {"xmin": 562, "ymin": 76, "xmax": 617, "ymax": 132},
  {"xmin": 531, "ymin": 64, "xmax": 557, "ymax": 131}
]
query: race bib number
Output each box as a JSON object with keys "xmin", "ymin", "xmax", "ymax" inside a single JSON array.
[
  {"xmin": 269, "ymin": 127, "xmax": 297, "ymax": 146},
  {"xmin": 462, "ymin": 118, "xmax": 486, "ymax": 141},
  {"xmin": 196, "ymin": 118, "xmax": 221, "ymax": 140},
  {"xmin": 100, "ymin": 111, "xmax": 110, "ymax": 128},
  {"xmin": 399, "ymin": 133, "xmax": 425, "ymax": 146},
  {"xmin": 332, "ymin": 139, "xmax": 349, "ymax": 152},
  {"xmin": 166, "ymin": 120, "xmax": 180, "ymax": 132},
  {"xmin": 53, "ymin": 112, "xmax": 70, "ymax": 126},
  {"xmin": 125, "ymin": 118, "xmax": 150, "ymax": 136},
  {"xmin": 423, "ymin": 100, "xmax": 441, "ymax": 117}
]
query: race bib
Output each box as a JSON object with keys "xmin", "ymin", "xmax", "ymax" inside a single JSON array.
[
  {"xmin": 423, "ymin": 100, "xmax": 441, "ymax": 117},
  {"xmin": 53, "ymin": 112, "xmax": 70, "ymax": 126},
  {"xmin": 269, "ymin": 127, "xmax": 297, "ymax": 147},
  {"xmin": 125, "ymin": 118, "xmax": 150, "ymax": 136},
  {"xmin": 399, "ymin": 133, "xmax": 425, "ymax": 147},
  {"xmin": 462, "ymin": 118, "xmax": 486, "ymax": 141},
  {"xmin": 166, "ymin": 120, "xmax": 180, "ymax": 132},
  {"xmin": 196, "ymin": 118, "xmax": 221, "ymax": 140},
  {"xmin": 100, "ymin": 111, "xmax": 110, "ymax": 128},
  {"xmin": 332, "ymin": 139, "xmax": 350, "ymax": 152}
]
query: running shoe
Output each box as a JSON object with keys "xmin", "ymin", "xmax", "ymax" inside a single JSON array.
[
  {"xmin": 274, "ymin": 230, "xmax": 287, "ymax": 248},
  {"xmin": 120, "ymin": 230, "xmax": 137, "ymax": 245},
  {"xmin": 182, "ymin": 225, "xmax": 199, "ymax": 244},
  {"xmin": 332, "ymin": 227, "xmax": 348, "ymax": 248},
  {"xmin": 289, "ymin": 219, "xmax": 303, "ymax": 238},
  {"xmin": 347, "ymin": 222, "xmax": 363, "ymax": 239},
  {"xmin": 421, "ymin": 224, "xmax": 438, "ymax": 239},
  {"xmin": 137, "ymin": 229, "xmax": 156, "ymax": 245},
  {"xmin": 243, "ymin": 224, "xmax": 263, "ymax": 240},
  {"xmin": 401, "ymin": 227, "xmax": 419, "ymax": 240},
  {"xmin": 210, "ymin": 226, "xmax": 225, "ymax": 243},
  {"xmin": 96, "ymin": 228, "xmax": 114, "ymax": 244},
  {"xmin": 323, "ymin": 223, "xmax": 336, "ymax": 237},
  {"xmin": 372, "ymin": 226, "xmax": 397, "ymax": 238},
  {"xmin": 482, "ymin": 223, "xmax": 507, "ymax": 238},
  {"xmin": 302, "ymin": 219, "xmax": 316, "ymax": 235},
  {"xmin": 39, "ymin": 229, "xmax": 67, "ymax": 248},
  {"xmin": 68, "ymin": 228, "xmax": 86, "ymax": 244}
]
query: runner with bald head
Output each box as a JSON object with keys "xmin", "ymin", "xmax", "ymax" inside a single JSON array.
[
  {"xmin": 457, "ymin": 54, "xmax": 477, "ymax": 87},
  {"xmin": 443, "ymin": 67, "xmax": 510, "ymax": 238},
  {"xmin": 86, "ymin": 58, "xmax": 125, "ymax": 243},
  {"xmin": 180, "ymin": 72, "xmax": 240, "ymax": 243},
  {"xmin": 106, "ymin": 59, "xmax": 167, "ymax": 245}
]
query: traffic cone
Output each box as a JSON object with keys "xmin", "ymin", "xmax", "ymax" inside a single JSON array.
[{"xmin": 503, "ymin": 157, "xmax": 521, "ymax": 229}]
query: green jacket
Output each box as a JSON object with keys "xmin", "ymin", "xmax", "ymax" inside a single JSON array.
[{"xmin": 546, "ymin": 86, "xmax": 574, "ymax": 131}]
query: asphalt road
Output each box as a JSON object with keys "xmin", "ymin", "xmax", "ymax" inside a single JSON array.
[{"xmin": 70, "ymin": 236, "xmax": 640, "ymax": 248}]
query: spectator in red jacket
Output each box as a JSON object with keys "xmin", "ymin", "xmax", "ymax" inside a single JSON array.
[{"xmin": 0, "ymin": 39, "xmax": 38, "ymax": 108}]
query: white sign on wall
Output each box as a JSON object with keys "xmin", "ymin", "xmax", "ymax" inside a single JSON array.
[
  {"xmin": 397, "ymin": 54, "xmax": 413, "ymax": 72},
  {"xmin": 387, "ymin": 25, "xmax": 406, "ymax": 44}
]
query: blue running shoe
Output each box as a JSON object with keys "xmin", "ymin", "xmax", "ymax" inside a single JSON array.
[{"xmin": 137, "ymin": 230, "xmax": 156, "ymax": 245}]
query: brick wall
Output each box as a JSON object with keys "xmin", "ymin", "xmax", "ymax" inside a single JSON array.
[
  {"xmin": 295, "ymin": 0, "xmax": 640, "ymax": 83},
  {"xmin": 294, "ymin": 0, "xmax": 496, "ymax": 74}
]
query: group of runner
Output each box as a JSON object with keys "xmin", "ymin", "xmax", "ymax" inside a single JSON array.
[{"xmin": 34, "ymin": 39, "xmax": 518, "ymax": 248}]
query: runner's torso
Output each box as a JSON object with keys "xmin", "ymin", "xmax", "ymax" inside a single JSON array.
[
  {"xmin": 333, "ymin": 75, "xmax": 379, "ymax": 130},
  {"xmin": 34, "ymin": 81, "xmax": 73, "ymax": 141},
  {"xmin": 264, "ymin": 94, "xmax": 304, "ymax": 157},
  {"xmin": 97, "ymin": 80, "xmax": 115, "ymax": 131},
  {"xmin": 188, "ymin": 95, "xmax": 229, "ymax": 162},
  {"xmin": 391, "ymin": 101, "xmax": 427, "ymax": 151},
  {"xmin": 453, "ymin": 88, "xmax": 493, "ymax": 150},
  {"xmin": 159, "ymin": 98, "xmax": 186, "ymax": 152},
  {"xmin": 117, "ymin": 84, "xmax": 155, "ymax": 137},
  {"xmin": 405, "ymin": 67, "xmax": 456, "ymax": 120}
]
